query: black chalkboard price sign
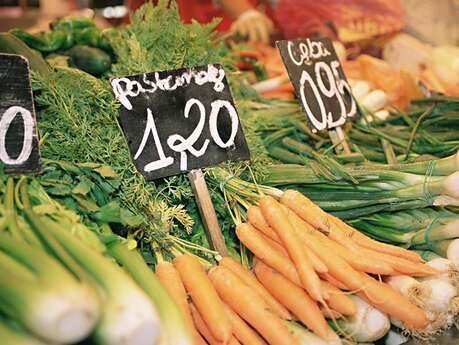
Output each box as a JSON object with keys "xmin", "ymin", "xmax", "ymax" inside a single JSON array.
[
  {"xmin": 276, "ymin": 38, "xmax": 356, "ymax": 133},
  {"xmin": 111, "ymin": 64, "xmax": 250, "ymax": 255},
  {"xmin": 0, "ymin": 54, "xmax": 41, "ymax": 174},
  {"xmin": 111, "ymin": 63, "xmax": 250, "ymax": 180}
]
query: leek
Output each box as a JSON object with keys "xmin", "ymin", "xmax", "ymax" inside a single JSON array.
[
  {"xmin": 23, "ymin": 208, "xmax": 161, "ymax": 345},
  {"xmin": 0, "ymin": 319, "xmax": 47, "ymax": 345},
  {"xmin": 0, "ymin": 235, "xmax": 99, "ymax": 344},
  {"xmin": 106, "ymin": 239, "xmax": 193, "ymax": 345}
]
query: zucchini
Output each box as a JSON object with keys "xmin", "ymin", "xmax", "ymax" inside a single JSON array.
[
  {"xmin": 66, "ymin": 45, "xmax": 111, "ymax": 76},
  {"xmin": 0, "ymin": 33, "xmax": 50, "ymax": 75}
]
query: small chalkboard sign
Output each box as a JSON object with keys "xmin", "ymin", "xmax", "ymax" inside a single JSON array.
[
  {"xmin": 0, "ymin": 54, "xmax": 41, "ymax": 174},
  {"xmin": 111, "ymin": 64, "xmax": 250, "ymax": 180},
  {"xmin": 276, "ymin": 38, "xmax": 356, "ymax": 132}
]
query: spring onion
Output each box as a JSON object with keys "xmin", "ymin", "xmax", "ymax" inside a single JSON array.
[{"xmin": 415, "ymin": 239, "xmax": 459, "ymax": 266}]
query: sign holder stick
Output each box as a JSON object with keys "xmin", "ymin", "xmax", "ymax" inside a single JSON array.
[
  {"xmin": 188, "ymin": 169, "xmax": 228, "ymax": 256},
  {"xmin": 328, "ymin": 126, "xmax": 351, "ymax": 155}
]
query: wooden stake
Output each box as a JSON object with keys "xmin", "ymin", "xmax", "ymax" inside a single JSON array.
[
  {"xmin": 188, "ymin": 169, "xmax": 228, "ymax": 256},
  {"xmin": 328, "ymin": 126, "xmax": 351, "ymax": 155}
]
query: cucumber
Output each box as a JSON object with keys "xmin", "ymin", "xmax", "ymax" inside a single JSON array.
[
  {"xmin": 0, "ymin": 33, "xmax": 50, "ymax": 75},
  {"xmin": 66, "ymin": 45, "xmax": 111, "ymax": 76}
]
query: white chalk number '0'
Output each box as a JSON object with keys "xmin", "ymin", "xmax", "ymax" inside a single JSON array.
[
  {"xmin": 0, "ymin": 106, "xmax": 34, "ymax": 165},
  {"xmin": 135, "ymin": 98, "xmax": 239, "ymax": 172}
]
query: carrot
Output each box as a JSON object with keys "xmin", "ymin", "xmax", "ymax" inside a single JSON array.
[
  {"xmin": 174, "ymin": 254, "xmax": 232, "ymax": 343},
  {"xmin": 155, "ymin": 261, "xmax": 206, "ymax": 345},
  {"xmin": 359, "ymin": 247, "xmax": 438, "ymax": 277},
  {"xmin": 254, "ymin": 260, "xmax": 332, "ymax": 341},
  {"xmin": 320, "ymin": 280, "xmax": 356, "ymax": 316},
  {"xmin": 280, "ymin": 189, "xmax": 330, "ymax": 232},
  {"xmin": 328, "ymin": 215, "xmax": 422, "ymax": 262},
  {"xmin": 327, "ymin": 237, "xmax": 393, "ymax": 275},
  {"xmin": 190, "ymin": 303, "xmax": 240, "ymax": 345},
  {"xmin": 289, "ymin": 224, "xmax": 367, "ymax": 293},
  {"xmin": 209, "ymin": 266, "xmax": 300, "ymax": 345},
  {"xmin": 282, "ymin": 203, "xmax": 393, "ymax": 275},
  {"xmin": 277, "ymin": 204, "xmax": 328, "ymax": 274},
  {"xmin": 320, "ymin": 308, "xmax": 342, "ymax": 319},
  {"xmin": 319, "ymin": 272, "xmax": 349, "ymax": 290},
  {"xmin": 219, "ymin": 257, "xmax": 292, "ymax": 320},
  {"xmin": 281, "ymin": 189, "xmax": 421, "ymax": 263},
  {"xmin": 251, "ymin": 204, "xmax": 328, "ymax": 274},
  {"xmin": 223, "ymin": 304, "xmax": 268, "ymax": 345},
  {"xmin": 259, "ymin": 196, "xmax": 324, "ymax": 302},
  {"xmin": 236, "ymin": 223, "xmax": 301, "ymax": 285},
  {"xmin": 247, "ymin": 205, "xmax": 281, "ymax": 242},
  {"xmin": 358, "ymin": 273, "xmax": 429, "ymax": 330}
]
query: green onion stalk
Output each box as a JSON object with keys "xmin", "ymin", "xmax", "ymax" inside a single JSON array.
[
  {"xmin": 352, "ymin": 216, "xmax": 459, "ymax": 246},
  {"xmin": 261, "ymin": 165, "xmax": 459, "ymax": 217}
]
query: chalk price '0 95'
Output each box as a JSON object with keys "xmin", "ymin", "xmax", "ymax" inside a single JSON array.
[
  {"xmin": 136, "ymin": 97, "xmax": 239, "ymax": 172},
  {"xmin": 299, "ymin": 60, "xmax": 356, "ymax": 132}
]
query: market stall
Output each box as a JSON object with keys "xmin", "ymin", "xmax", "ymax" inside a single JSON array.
[{"xmin": 0, "ymin": 1, "xmax": 458, "ymax": 345}]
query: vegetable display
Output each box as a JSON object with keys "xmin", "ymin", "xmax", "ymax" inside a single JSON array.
[{"xmin": 1, "ymin": 1, "xmax": 458, "ymax": 344}]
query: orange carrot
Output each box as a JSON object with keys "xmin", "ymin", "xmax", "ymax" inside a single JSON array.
[
  {"xmin": 223, "ymin": 304, "xmax": 268, "ymax": 345},
  {"xmin": 319, "ymin": 272, "xmax": 349, "ymax": 290},
  {"xmin": 236, "ymin": 223, "xmax": 301, "ymax": 285},
  {"xmin": 259, "ymin": 196, "xmax": 324, "ymax": 302},
  {"xmin": 251, "ymin": 204, "xmax": 328, "ymax": 274},
  {"xmin": 209, "ymin": 266, "xmax": 300, "ymax": 345},
  {"xmin": 247, "ymin": 205, "xmax": 281, "ymax": 242},
  {"xmin": 281, "ymin": 189, "xmax": 421, "ymax": 263},
  {"xmin": 290, "ymin": 225, "xmax": 366, "ymax": 293},
  {"xmin": 174, "ymin": 254, "xmax": 232, "ymax": 343},
  {"xmin": 358, "ymin": 273, "xmax": 429, "ymax": 330},
  {"xmin": 280, "ymin": 190, "xmax": 330, "ymax": 232},
  {"xmin": 219, "ymin": 257, "xmax": 292, "ymax": 320},
  {"xmin": 282, "ymin": 204, "xmax": 393, "ymax": 275},
  {"xmin": 155, "ymin": 261, "xmax": 206, "ymax": 345},
  {"xmin": 360, "ymin": 247, "xmax": 438, "ymax": 276},
  {"xmin": 277, "ymin": 204, "xmax": 328, "ymax": 274},
  {"xmin": 190, "ymin": 303, "xmax": 240, "ymax": 345},
  {"xmin": 254, "ymin": 260, "xmax": 332, "ymax": 341},
  {"xmin": 321, "ymin": 281, "xmax": 356, "ymax": 316},
  {"xmin": 328, "ymin": 215, "xmax": 422, "ymax": 262},
  {"xmin": 320, "ymin": 308, "xmax": 342, "ymax": 319},
  {"xmin": 309, "ymin": 230, "xmax": 393, "ymax": 275}
]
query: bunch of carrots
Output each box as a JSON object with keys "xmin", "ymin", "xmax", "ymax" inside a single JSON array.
[{"xmin": 154, "ymin": 189, "xmax": 441, "ymax": 345}]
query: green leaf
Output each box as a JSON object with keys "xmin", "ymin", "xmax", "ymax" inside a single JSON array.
[
  {"xmin": 47, "ymin": 184, "xmax": 72, "ymax": 196},
  {"xmin": 120, "ymin": 208, "xmax": 143, "ymax": 227},
  {"xmin": 94, "ymin": 165, "xmax": 118, "ymax": 178},
  {"xmin": 72, "ymin": 178, "xmax": 93, "ymax": 195},
  {"xmin": 72, "ymin": 195, "xmax": 99, "ymax": 212},
  {"xmin": 91, "ymin": 201, "xmax": 121, "ymax": 223}
]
